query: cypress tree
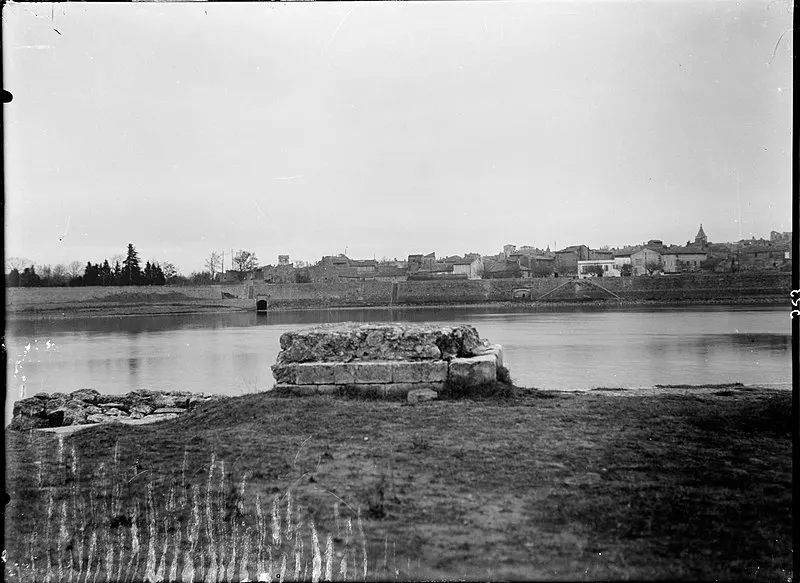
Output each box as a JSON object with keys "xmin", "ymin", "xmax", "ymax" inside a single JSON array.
[{"xmin": 122, "ymin": 243, "xmax": 142, "ymax": 286}]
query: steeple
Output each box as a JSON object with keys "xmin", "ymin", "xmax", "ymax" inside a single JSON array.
[{"xmin": 695, "ymin": 224, "xmax": 707, "ymax": 248}]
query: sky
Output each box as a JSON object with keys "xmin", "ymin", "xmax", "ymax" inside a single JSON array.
[{"xmin": 3, "ymin": 1, "xmax": 794, "ymax": 274}]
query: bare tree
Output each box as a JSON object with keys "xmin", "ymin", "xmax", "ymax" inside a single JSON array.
[
  {"xmin": 205, "ymin": 251, "xmax": 222, "ymax": 280},
  {"xmin": 232, "ymin": 250, "xmax": 259, "ymax": 276},
  {"xmin": 161, "ymin": 262, "xmax": 178, "ymax": 281},
  {"xmin": 5, "ymin": 257, "xmax": 32, "ymax": 273},
  {"xmin": 65, "ymin": 260, "xmax": 83, "ymax": 278}
]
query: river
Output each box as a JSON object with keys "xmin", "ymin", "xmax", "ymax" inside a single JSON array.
[{"xmin": 5, "ymin": 305, "xmax": 791, "ymax": 424}]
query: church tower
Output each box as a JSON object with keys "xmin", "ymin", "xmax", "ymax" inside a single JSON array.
[{"xmin": 694, "ymin": 224, "xmax": 707, "ymax": 248}]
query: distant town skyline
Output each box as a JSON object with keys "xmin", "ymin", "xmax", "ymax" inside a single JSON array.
[{"xmin": 4, "ymin": 2, "xmax": 793, "ymax": 274}]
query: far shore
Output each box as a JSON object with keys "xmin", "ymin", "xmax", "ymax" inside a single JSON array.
[{"xmin": 4, "ymin": 295, "xmax": 786, "ymax": 321}]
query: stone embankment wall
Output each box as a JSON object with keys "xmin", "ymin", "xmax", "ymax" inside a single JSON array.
[
  {"xmin": 255, "ymin": 272, "xmax": 789, "ymax": 307},
  {"xmin": 10, "ymin": 389, "xmax": 222, "ymax": 431},
  {"xmin": 5, "ymin": 285, "xmax": 251, "ymax": 314},
  {"xmin": 6, "ymin": 273, "xmax": 788, "ymax": 313},
  {"xmin": 271, "ymin": 323, "xmax": 505, "ymax": 402}
]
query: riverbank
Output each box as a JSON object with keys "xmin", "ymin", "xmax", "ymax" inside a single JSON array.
[
  {"xmin": 4, "ymin": 295, "xmax": 786, "ymax": 321},
  {"xmin": 5, "ymin": 272, "xmax": 791, "ymax": 320},
  {"xmin": 5, "ymin": 384, "xmax": 792, "ymax": 581}
]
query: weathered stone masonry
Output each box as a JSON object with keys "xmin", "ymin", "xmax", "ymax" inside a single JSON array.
[{"xmin": 271, "ymin": 323, "xmax": 505, "ymax": 401}]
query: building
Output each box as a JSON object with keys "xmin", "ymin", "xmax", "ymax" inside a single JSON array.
[
  {"xmin": 554, "ymin": 245, "xmax": 590, "ymax": 277},
  {"xmin": 482, "ymin": 259, "xmax": 521, "ymax": 279},
  {"xmin": 451, "ymin": 256, "xmax": 484, "ymax": 280},
  {"xmin": 408, "ymin": 252, "xmax": 437, "ymax": 273},
  {"xmin": 770, "ymin": 230, "xmax": 792, "ymax": 243},
  {"xmin": 611, "ymin": 247, "xmax": 636, "ymax": 274},
  {"xmin": 630, "ymin": 246, "xmax": 665, "ymax": 276},
  {"xmin": 508, "ymin": 251, "xmax": 555, "ymax": 277},
  {"xmin": 660, "ymin": 247, "xmax": 707, "ymax": 273},
  {"xmin": 577, "ymin": 259, "xmax": 621, "ymax": 278},
  {"xmin": 695, "ymin": 224, "xmax": 708, "ymax": 248}
]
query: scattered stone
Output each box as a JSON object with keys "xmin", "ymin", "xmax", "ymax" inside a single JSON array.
[
  {"xmin": 136, "ymin": 413, "xmax": 179, "ymax": 424},
  {"xmin": 11, "ymin": 389, "xmax": 211, "ymax": 432},
  {"xmin": 9, "ymin": 398, "xmax": 48, "ymax": 431},
  {"xmin": 152, "ymin": 407, "xmax": 187, "ymax": 414},
  {"xmin": 56, "ymin": 399, "xmax": 90, "ymax": 425},
  {"xmin": 87, "ymin": 413, "xmax": 123, "ymax": 424},
  {"xmin": 129, "ymin": 403, "xmax": 155, "ymax": 417},
  {"xmin": 102, "ymin": 408, "xmax": 127, "ymax": 417},
  {"xmin": 407, "ymin": 388, "xmax": 438, "ymax": 404},
  {"xmin": 69, "ymin": 388, "xmax": 102, "ymax": 404},
  {"xmin": 12, "ymin": 397, "xmax": 45, "ymax": 419},
  {"xmin": 99, "ymin": 402, "xmax": 128, "ymax": 410},
  {"xmin": 44, "ymin": 396, "xmax": 67, "ymax": 415}
]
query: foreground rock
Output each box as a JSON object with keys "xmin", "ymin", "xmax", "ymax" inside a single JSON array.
[
  {"xmin": 272, "ymin": 322, "xmax": 506, "ymax": 401},
  {"xmin": 10, "ymin": 389, "xmax": 222, "ymax": 431}
]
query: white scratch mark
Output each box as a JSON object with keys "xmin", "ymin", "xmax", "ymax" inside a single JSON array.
[
  {"xmin": 253, "ymin": 201, "xmax": 268, "ymax": 221},
  {"xmin": 325, "ymin": 7, "xmax": 355, "ymax": 50}
]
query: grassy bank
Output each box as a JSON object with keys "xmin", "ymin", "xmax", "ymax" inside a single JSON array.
[
  {"xmin": 4, "ymin": 385, "xmax": 792, "ymax": 581},
  {"xmin": 5, "ymin": 295, "xmax": 785, "ymax": 321}
]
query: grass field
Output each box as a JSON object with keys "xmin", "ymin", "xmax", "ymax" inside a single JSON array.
[{"xmin": 4, "ymin": 385, "xmax": 792, "ymax": 581}]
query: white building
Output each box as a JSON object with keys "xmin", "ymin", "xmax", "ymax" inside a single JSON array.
[{"xmin": 577, "ymin": 259, "xmax": 621, "ymax": 279}]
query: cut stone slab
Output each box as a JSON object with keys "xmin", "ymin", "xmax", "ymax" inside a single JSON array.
[
  {"xmin": 391, "ymin": 361, "xmax": 448, "ymax": 383},
  {"xmin": 472, "ymin": 344, "xmax": 504, "ymax": 368},
  {"xmin": 407, "ymin": 388, "xmax": 438, "ymax": 404},
  {"xmin": 448, "ymin": 355, "xmax": 497, "ymax": 386},
  {"xmin": 152, "ymin": 407, "xmax": 187, "ymax": 414},
  {"xmin": 353, "ymin": 362, "xmax": 393, "ymax": 384},
  {"xmin": 295, "ymin": 363, "xmax": 335, "ymax": 385}
]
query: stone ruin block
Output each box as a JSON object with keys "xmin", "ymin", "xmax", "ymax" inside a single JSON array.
[
  {"xmin": 271, "ymin": 322, "xmax": 506, "ymax": 399},
  {"xmin": 274, "ymin": 322, "xmax": 481, "ymax": 365},
  {"xmin": 407, "ymin": 388, "xmax": 439, "ymax": 404},
  {"xmin": 448, "ymin": 354, "xmax": 498, "ymax": 386}
]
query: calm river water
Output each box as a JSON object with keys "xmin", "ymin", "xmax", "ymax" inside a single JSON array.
[{"xmin": 5, "ymin": 305, "xmax": 791, "ymax": 424}]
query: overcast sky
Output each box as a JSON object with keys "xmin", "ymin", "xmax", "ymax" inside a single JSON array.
[{"xmin": 3, "ymin": 1, "xmax": 793, "ymax": 274}]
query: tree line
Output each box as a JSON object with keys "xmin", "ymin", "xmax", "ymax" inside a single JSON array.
[
  {"xmin": 5, "ymin": 244, "xmax": 176, "ymax": 288},
  {"xmin": 5, "ymin": 245, "xmax": 262, "ymax": 287}
]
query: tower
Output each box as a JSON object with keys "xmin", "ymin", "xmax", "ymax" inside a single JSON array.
[{"xmin": 694, "ymin": 224, "xmax": 707, "ymax": 248}]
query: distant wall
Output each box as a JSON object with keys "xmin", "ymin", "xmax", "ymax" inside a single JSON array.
[
  {"xmin": 255, "ymin": 273, "xmax": 788, "ymax": 307},
  {"xmin": 254, "ymin": 282, "xmax": 393, "ymax": 308},
  {"xmin": 5, "ymin": 273, "xmax": 789, "ymax": 312},
  {"xmin": 5, "ymin": 284, "xmax": 249, "ymax": 309}
]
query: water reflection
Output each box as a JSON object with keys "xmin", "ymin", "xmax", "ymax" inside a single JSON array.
[{"xmin": 5, "ymin": 305, "xmax": 790, "ymax": 425}]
